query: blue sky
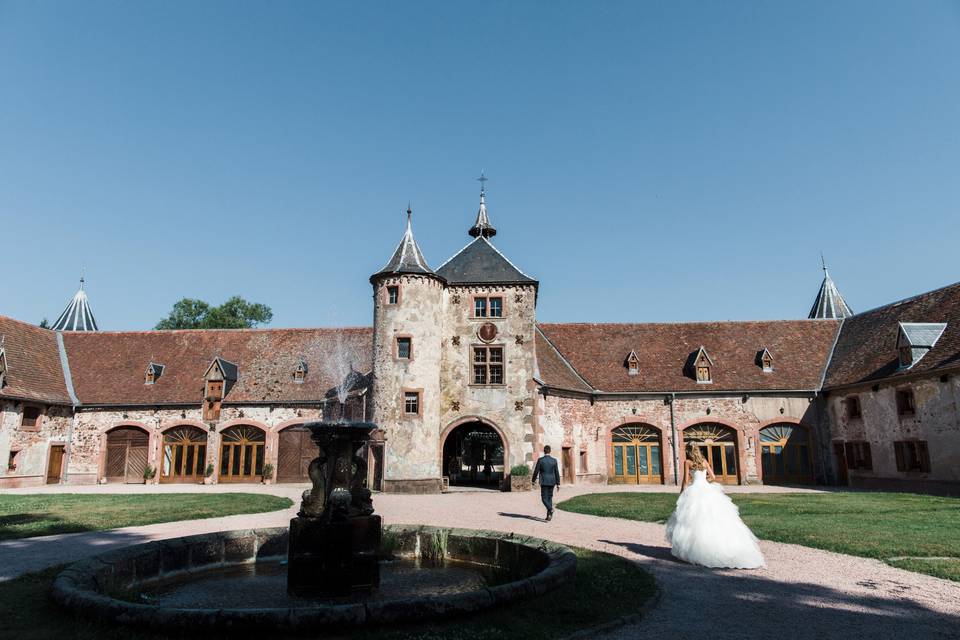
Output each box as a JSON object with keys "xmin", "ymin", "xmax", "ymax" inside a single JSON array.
[{"xmin": 1, "ymin": 1, "xmax": 958, "ymax": 330}]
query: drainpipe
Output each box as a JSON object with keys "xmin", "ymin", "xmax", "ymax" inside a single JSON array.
[{"xmin": 669, "ymin": 393, "xmax": 679, "ymax": 485}]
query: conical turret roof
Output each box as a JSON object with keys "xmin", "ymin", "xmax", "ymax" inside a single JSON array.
[
  {"xmin": 372, "ymin": 206, "xmax": 436, "ymax": 280},
  {"xmin": 52, "ymin": 277, "xmax": 100, "ymax": 331},
  {"xmin": 808, "ymin": 259, "xmax": 853, "ymax": 319}
]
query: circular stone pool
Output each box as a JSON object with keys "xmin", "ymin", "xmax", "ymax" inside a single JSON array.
[{"xmin": 52, "ymin": 525, "xmax": 576, "ymax": 633}]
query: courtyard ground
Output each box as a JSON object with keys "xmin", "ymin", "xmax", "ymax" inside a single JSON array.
[
  {"xmin": 558, "ymin": 491, "xmax": 960, "ymax": 581},
  {"xmin": 1, "ymin": 482, "xmax": 959, "ymax": 639}
]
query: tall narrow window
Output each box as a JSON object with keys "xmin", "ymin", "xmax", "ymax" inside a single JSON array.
[
  {"xmin": 474, "ymin": 298, "xmax": 487, "ymax": 318},
  {"xmin": 396, "ymin": 337, "xmax": 412, "ymax": 359},
  {"xmin": 387, "ymin": 286, "xmax": 399, "ymax": 305},
  {"xmin": 896, "ymin": 389, "xmax": 915, "ymax": 416},
  {"xmin": 8, "ymin": 450, "xmax": 20, "ymax": 471},
  {"xmin": 489, "ymin": 297, "xmax": 503, "ymax": 317},
  {"xmin": 846, "ymin": 396, "xmax": 862, "ymax": 420},
  {"xmin": 473, "ymin": 346, "xmax": 504, "ymax": 385},
  {"xmin": 472, "ymin": 296, "xmax": 503, "ymax": 318},
  {"xmin": 404, "ymin": 391, "xmax": 420, "ymax": 415}
]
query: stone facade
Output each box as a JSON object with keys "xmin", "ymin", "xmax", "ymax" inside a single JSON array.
[{"xmin": 824, "ymin": 373, "xmax": 960, "ymax": 491}]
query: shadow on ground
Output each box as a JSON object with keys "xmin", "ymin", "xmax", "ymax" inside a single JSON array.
[{"xmin": 597, "ymin": 538, "xmax": 960, "ymax": 639}]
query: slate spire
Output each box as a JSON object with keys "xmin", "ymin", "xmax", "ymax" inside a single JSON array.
[
  {"xmin": 373, "ymin": 205, "xmax": 435, "ymax": 277},
  {"xmin": 52, "ymin": 276, "xmax": 100, "ymax": 331},
  {"xmin": 808, "ymin": 256, "xmax": 853, "ymax": 319},
  {"xmin": 468, "ymin": 172, "xmax": 497, "ymax": 238}
]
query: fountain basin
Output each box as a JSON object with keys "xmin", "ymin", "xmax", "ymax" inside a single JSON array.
[{"xmin": 51, "ymin": 525, "xmax": 576, "ymax": 633}]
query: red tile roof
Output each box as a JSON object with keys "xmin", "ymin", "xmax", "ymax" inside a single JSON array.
[
  {"xmin": 537, "ymin": 320, "xmax": 841, "ymax": 393},
  {"xmin": 61, "ymin": 327, "xmax": 373, "ymax": 406},
  {"xmin": 535, "ymin": 328, "xmax": 592, "ymax": 393},
  {"xmin": 0, "ymin": 316, "xmax": 72, "ymax": 404},
  {"xmin": 824, "ymin": 281, "xmax": 960, "ymax": 389}
]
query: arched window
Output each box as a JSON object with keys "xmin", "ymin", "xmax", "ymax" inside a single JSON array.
[
  {"xmin": 760, "ymin": 424, "xmax": 813, "ymax": 484},
  {"xmin": 219, "ymin": 425, "xmax": 266, "ymax": 482},
  {"xmin": 610, "ymin": 424, "xmax": 663, "ymax": 485}
]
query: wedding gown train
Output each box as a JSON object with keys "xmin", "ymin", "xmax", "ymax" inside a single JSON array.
[{"xmin": 665, "ymin": 469, "xmax": 765, "ymax": 569}]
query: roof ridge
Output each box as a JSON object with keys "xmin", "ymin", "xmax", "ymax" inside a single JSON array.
[
  {"xmin": 847, "ymin": 279, "xmax": 960, "ymax": 318},
  {"xmin": 535, "ymin": 325, "xmax": 595, "ymax": 392},
  {"xmin": 436, "ymin": 237, "xmax": 480, "ymax": 271},
  {"xmin": 537, "ymin": 319, "xmax": 840, "ymax": 328},
  {"xmin": 478, "ymin": 237, "xmax": 536, "ymax": 281},
  {"xmin": 62, "ymin": 326, "xmax": 374, "ymax": 336}
]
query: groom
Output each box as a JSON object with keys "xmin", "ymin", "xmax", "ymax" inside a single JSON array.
[{"xmin": 531, "ymin": 445, "xmax": 561, "ymax": 521}]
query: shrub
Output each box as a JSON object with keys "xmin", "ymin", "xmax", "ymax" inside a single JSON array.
[
  {"xmin": 510, "ymin": 464, "xmax": 530, "ymax": 476},
  {"xmin": 204, "ymin": 464, "xmax": 215, "ymax": 478},
  {"xmin": 143, "ymin": 464, "xmax": 156, "ymax": 480},
  {"xmin": 262, "ymin": 463, "xmax": 274, "ymax": 480}
]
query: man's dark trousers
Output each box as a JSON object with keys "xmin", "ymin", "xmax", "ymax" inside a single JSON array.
[{"xmin": 540, "ymin": 484, "xmax": 555, "ymax": 513}]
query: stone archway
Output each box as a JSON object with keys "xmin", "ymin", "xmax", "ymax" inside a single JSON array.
[
  {"xmin": 104, "ymin": 425, "xmax": 150, "ymax": 484},
  {"xmin": 683, "ymin": 423, "xmax": 740, "ymax": 485},
  {"xmin": 441, "ymin": 420, "xmax": 506, "ymax": 488}
]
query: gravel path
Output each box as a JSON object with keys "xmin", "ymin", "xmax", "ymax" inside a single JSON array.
[{"xmin": 2, "ymin": 484, "xmax": 958, "ymax": 639}]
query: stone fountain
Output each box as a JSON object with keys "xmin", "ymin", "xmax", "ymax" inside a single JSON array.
[{"xmin": 287, "ymin": 420, "xmax": 381, "ymax": 597}]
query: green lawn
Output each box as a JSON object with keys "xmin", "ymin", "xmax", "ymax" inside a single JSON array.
[
  {"xmin": 558, "ymin": 491, "xmax": 960, "ymax": 581},
  {"xmin": 0, "ymin": 494, "xmax": 293, "ymax": 540},
  {"xmin": 0, "ymin": 548, "xmax": 655, "ymax": 640}
]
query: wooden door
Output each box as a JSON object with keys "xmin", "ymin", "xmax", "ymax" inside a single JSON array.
[
  {"xmin": 218, "ymin": 425, "xmax": 266, "ymax": 483},
  {"xmin": 106, "ymin": 427, "xmax": 149, "ymax": 484},
  {"xmin": 562, "ymin": 447, "xmax": 575, "ymax": 484},
  {"xmin": 610, "ymin": 425, "xmax": 664, "ymax": 485},
  {"xmin": 370, "ymin": 443, "xmax": 384, "ymax": 491},
  {"xmin": 277, "ymin": 426, "xmax": 317, "ymax": 483},
  {"xmin": 46, "ymin": 445, "xmax": 65, "ymax": 484},
  {"xmin": 684, "ymin": 424, "xmax": 739, "ymax": 485},
  {"xmin": 833, "ymin": 442, "xmax": 849, "ymax": 486},
  {"xmin": 160, "ymin": 427, "xmax": 207, "ymax": 483},
  {"xmin": 760, "ymin": 425, "xmax": 813, "ymax": 485}
]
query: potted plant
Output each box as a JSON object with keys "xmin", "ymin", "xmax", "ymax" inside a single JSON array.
[
  {"xmin": 203, "ymin": 463, "xmax": 215, "ymax": 485},
  {"xmin": 143, "ymin": 464, "xmax": 156, "ymax": 484},
  {"xmin": 509, "ymin": 464, "xmax": 532, "ymax": 492},
  {"xmin": 262, "ymin": 463, "xmax": 275, "ymax": 485}
]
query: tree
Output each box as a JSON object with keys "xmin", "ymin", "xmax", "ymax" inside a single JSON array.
[
  {"xmin": 39, "ymin": 318, "xmax": 50, "ymax": 329},
  {"xmin": 155, "ymin": 296, "xmax": 273, "ymax": 330}
]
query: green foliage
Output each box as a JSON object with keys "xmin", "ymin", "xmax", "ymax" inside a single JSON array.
[
  {"xmin": 204, "ymin": 464, "xmax": 215, "ymax": 478},
  {"xmin": 142, "ymin": 464, "xmax": 156, "ymax": 480},
  {"xmin": 261, "ymin": 463, "xmax": 274, "ymax": 480},
  {"xmin": 0, "ymin": 494, "xmax": 292, "ymax": 541},
  {"xmin": 559, "ymin": 491, "xmax": 960, "ymax": 581},
  {"xmin": 510, "ymin": 464, "xmax": 530, "ymax": 476},
  {"xmin": 38, "ymin": 318, "xmax": 50, "ymax": 329},
  {"xmin": 155, "ymin": 296, "xmax": 273, "ymax": 330}
]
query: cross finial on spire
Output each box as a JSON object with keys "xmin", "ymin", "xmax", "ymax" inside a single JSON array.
[
  {"xmin": 820, "ymin": 252, "xmax": 829, "ymax": 276},
  {"xmin": 477, "ymin": 171, "xmax": 488, "ymax": 195}
]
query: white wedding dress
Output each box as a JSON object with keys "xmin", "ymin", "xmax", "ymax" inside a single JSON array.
[{"xmin": 665, "ymin": 469, "xmax": 765, "ymax": 569}]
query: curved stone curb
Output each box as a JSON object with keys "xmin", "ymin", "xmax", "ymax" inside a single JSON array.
[{"xmin": 51, "ymin": 525, "xmax": 577, "ymax": 633}]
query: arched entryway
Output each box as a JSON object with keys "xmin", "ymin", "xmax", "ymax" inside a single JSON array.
[
  {"xmin": 219, "ymin": 425, "xmax": 266, "ymax": 483},
  {"xmin": 105, "ymin": 426, "xmax": 150, "ymax": 484},
  {"xmin": 684, "ymin": 423, "xmax": 740, "ymax": 485},
  {"xmin": 160, "ymin": 426, "xmax": 207, "ymax": 483},
  {"xmin": 760, "ymin": 423, "xmax": 814, "ymax": 485},
  {"xmin": 276, "ymin": 424, "xmax": 319, "ymax": 483},
  {"xmin": 441, "ymin": 421, "xmax": 505, "ymax": 488},
  {"xmin": 610, "ymin": 424, "xmax": 664, "ymax": 485}
]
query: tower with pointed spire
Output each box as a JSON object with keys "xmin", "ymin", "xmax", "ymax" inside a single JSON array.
[
  {"xmin": 52, "ymin": 277, "xmax": 99, "ymax": 331},
  {"xmin": 468, "ymin": 172, "xmax": 496, "ymax": 238},
  {"xmin": 370, "ymin": 206, "xmax": 445, "ymax": 490},
  {"xmin": 808, "ymin": 256, "xmax": 853, "ymax": 319}
]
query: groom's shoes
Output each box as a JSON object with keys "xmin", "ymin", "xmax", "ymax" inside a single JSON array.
[{"xmin": 545, "ymin": 510, "xmax": 553, "ymax": 521}]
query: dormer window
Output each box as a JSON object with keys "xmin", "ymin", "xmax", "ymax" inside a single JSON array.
[
  {"xmin": 202, "ymin": 357, "xmax": 237, "ymax": 422},
  {"xmin": 144, "ymin": 362, "xmax": 164, "ymax": 385},
  {"xmin": 690, "ymin": 347, "xmax": 713, "ymax": 384},
  {"xmin": 293, "ymin": 359, "xmax": 308, "ymax": 383},
  {"xmin": 625, "ymin": 351, "xmax": 640, "ymax": 376},
  {"xmin": 896, "ymin": 322, "xmax": 947, "ymax": 369},
  {"xmin": 757, "ymin": 348, "xmax": 774, "ymax": 373}
]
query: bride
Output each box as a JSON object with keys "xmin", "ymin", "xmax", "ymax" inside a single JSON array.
[{"xmin": 665, "ymin": 443, "xmax": 765, "ymax": 569}]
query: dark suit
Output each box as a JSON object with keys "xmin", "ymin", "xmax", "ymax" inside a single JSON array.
[{"xmin": 532, "ymin": 455, "xmax": 561, "ymax": 514}]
